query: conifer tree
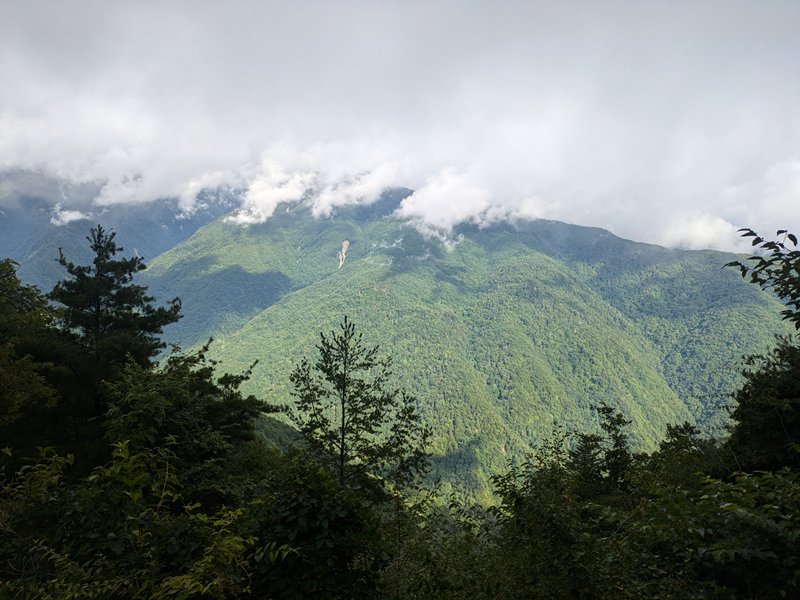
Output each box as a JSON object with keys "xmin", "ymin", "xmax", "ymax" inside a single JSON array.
[
  {"xmin": 5, "ymin": 226, "xmax": 182, "ymax": 471},
  {"xmin": 289, "ymin": 316, "xmax": 429, "ymax": 492},
  {"xmin": 48, "ymin": 225, "xmax": 181, "ymax": 371}
]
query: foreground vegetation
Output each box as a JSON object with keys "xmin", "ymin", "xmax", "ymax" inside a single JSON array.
[{"xmin": 2, "ymin": 226, "xmax": 800, "ymax": 598}]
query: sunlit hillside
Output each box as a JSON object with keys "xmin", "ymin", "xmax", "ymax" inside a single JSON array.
[{"xmin": 140, "ymin": 191, "xmax": 791, "ymax": 498}]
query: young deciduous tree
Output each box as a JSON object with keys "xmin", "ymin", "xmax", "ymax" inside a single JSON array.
[
  {"xmin": 288, "ymin": 316, "xmax": 429, "ymax": 491},
  {"xmin": 726, "ymin": 228, "xmax": 800, "ymax": 328},
  {"xmin": 726, "ymin": 229, "xmax": 800, "ymax": 471}
]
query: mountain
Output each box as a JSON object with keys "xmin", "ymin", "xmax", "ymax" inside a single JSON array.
[
  {"xmin": 0, "ymin": 170, "xmax": 237, "ymax": 293},
  {"xmin": 138, "ymin": 190, "xmax": 792, "ymax": 500}
]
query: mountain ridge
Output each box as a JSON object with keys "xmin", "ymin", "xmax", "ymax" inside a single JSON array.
[
  {"xmin": 4, "ymin": 180, "xmax": 789, "ymax": 499},
  {"xmin": 135, "ymin": 193, "xmax": 790, "ymax": 498},
  {"xmin": 0, "ymin": 170, "xmax": 238, "ymax": 292}
]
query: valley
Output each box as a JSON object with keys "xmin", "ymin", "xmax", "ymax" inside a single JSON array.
[
  {"xmin": 5, "ymin": 183, "xmax": 791, "ymax": 497},
  {"xmin": 132, "ymin": 190, "xmax": 791, "ymax": 497}
]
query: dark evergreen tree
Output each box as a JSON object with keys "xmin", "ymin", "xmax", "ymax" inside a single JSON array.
[
  {"xmin": 4, "ymin": 226, "xmax": 182, "ymax": 473},
  {"xmin": 288, "ymin": 316, "xmax": 430, "ymax": 492},
  {"xmin": 727, "ymin": 337, "xmax": 800, "ymax": 471},
  {"xmin": 0, "ymin": 259, "xmax": 58, "ymax": 430},
  {"xmin": 48, "ymin": 224, "xmax": 181, "ymax": 371}
]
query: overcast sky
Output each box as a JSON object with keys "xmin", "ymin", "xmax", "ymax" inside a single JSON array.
[{"xmin": 1, "ymin": 0, "xmax": 798, "ymax": 250}]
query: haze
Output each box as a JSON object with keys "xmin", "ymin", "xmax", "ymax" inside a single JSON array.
[{"xmin": 1, "ymin": 0, "xmax": 798, "ymax": 250}]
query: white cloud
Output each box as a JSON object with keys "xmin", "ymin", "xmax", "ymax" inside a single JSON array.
[
  {"xmin": 1, "ymin": 0, "xmax": 798, "ymax": 251},
  {"xmin": 395, "ymin": 169, "xmax": 492, "ymax": 233},
  {"xmin": 50, "ymin": 203, "xmax": 91, "ymax": 226},
  {"xmin": 658, "ymin": 214, "xmax": 739, "ymax": 251},
  {"xmin": 227, "ymin": 161, "xmax": 313, "ymax": 225},
  {"xmin": 311, "ymin": 162, "xmax": 401, "ymax": 219}
]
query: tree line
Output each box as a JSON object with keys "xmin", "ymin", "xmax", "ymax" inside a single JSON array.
[{"xmin": 1, "ymin": 225, "xmax": 799, "ymax": 598}]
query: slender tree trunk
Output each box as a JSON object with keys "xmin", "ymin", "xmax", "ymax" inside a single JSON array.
[{"xmin": 340, "ymin": 344, "xmax": 348, "ymax": 486}]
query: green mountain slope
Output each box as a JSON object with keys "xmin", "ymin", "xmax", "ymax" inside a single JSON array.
[{"xmin": 141, "ymin": 192, "xmax": 791, "ymax": 499}]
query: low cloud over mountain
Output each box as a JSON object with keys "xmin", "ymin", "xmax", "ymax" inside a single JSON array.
[{"xmin": 2, "ymin": 1, "xmax": 798, "ymax": 250}]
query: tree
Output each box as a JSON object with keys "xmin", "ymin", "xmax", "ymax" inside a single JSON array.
[
  {"xmin": 103, "ymin": 343, "xmax": 272, "ymax": 509},
  {"xmin": 245, "ymin": 457, "xmax": 388, "ymax": 600},
  {"xmin": 727, "ymin": 337, "xmax": 800, "ymax": 471},
  {"xmin": 0, "ymin": 259, "xmax": 58, "ymax": 428},
  {"xmin": 725, "ymin": 228, "xmax": 800, "ymax": 328},
  {"xmin": 0, "ymin": 259, "xmax": 53, "ymax": 328},
  {"xmin": 725, "ymin": 229, "xmax": 800, "ymax": 471},
  {"xmin": 4, "ymin": 226, "xmax": 182, "ymax": 473},
  {"xmin": 288, "ymin": 316, "xmax": 429, "ymax": 491},
  {"xmin": 567, "ymin": 403, "xmax": 633, "ymax": 504},
  {"xmin": 47, "ymin": 224, "xmax": 181, "ymax": 371},
  {"xmin": 0, "ymin": 438, "xmax": 267, "ymax": 599}
]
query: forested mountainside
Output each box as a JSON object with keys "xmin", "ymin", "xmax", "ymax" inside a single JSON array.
[
  {"xmin": 138, "ymin": 189, "xmax": 792, "ymax": 497},
  {"xmin": 4, "ymin": 182, "xmax": 791, "ymax": 496},
  {"xmin": 4, "ymin": 211, "xmax": 800, "ymax": 598}
]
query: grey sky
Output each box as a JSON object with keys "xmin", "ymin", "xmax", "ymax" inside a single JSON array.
[{"xmin": 1, "ymin": 0, "xmax": 798, "ymax": 250}]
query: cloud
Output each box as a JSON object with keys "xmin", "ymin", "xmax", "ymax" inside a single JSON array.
[
  {"xmin": 1, "ymin": 0, "xmax": 798, "ymax": 250},
  {"xmin": 225, "ymin": 145, "xmax": 407, "ymax": 224},
  {"xmin": 50, "ymin": 203, "xmax": 92, "ymax": 226},
  {"xmin": 394, "ymin": 169, "xmax": 492, "ymax": 233},
  {"xmin": 659, "ymin": 214, "xmax": 739, "ymax": 251},
  {"xmin": 311, "ymin": 162, "xmax": 401, "ymax": 219},
  {"xmin": 227, "ymin": 161, "xmax": 313, "ymax": 225}
]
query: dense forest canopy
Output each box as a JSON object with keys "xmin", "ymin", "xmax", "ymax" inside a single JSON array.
[
  {"xmin": 134, "ymin": 198, "xmax": 793, "ymax": 498},
  {"xmin": 2, "ymin": 225, "xmax": 800, "ymax": 598}
]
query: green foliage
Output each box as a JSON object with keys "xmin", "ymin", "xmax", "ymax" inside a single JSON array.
[
  {"xmin": 0, "ymin": 443, "xmax": 257, "ymax": 599},
  {"xmin": 3, "ymin": 226, "xmax": 185, "ymax": 476},
  {"xmin": 0, "ymin": 259, "xmax": 58, "ymax": 428},
  {"xmin": 137, "ymin": 205, "xmax": 791, "ymax": 497},
  {"xmin": 254, "ymin": 415, "xmax": 303, "ymax": 453},
  {"xmin": 723, "ymin": 229, "xmax": 800, "ymax": 473},
  {"xmin": 0, "ymin": 342, "xmax": 297, "ymax": 598},
  {"xmin": 1, "ymin": 263, "xmax": 393, "ymax": 598},
  {"xmin": 245, "ymin": 456, "xmax": 389, "ymax": 599},
  {"xmin": 726, "ymin": 228, "xmax": 800, "ymax": 328},
  {"xmin": 48, "ymin": 225, "xmax": 181, "ymax": 370},
  {"xmin": 635, "ymin": 421, "xmax": 731, "ymax": 490},
  {"xmin": 387, "ymin": 407, "xmax": 800, "ymax": 599},
  {"xmin": 0, "ymin": 342, "xmax": 58, "ymax": 430},
  {"xmin": 289, "ymin": 316, "xmax": 430, "ymax": 492},
  {"xmin": 726, "ymin": 336, "xmax": 800, "ymax": 472},
  {"xmin": 0, "ymin": 258, "xmax": 53, "ymax": 330},
  {"xmin": 565, "ymin": 403, "xmax": 634, "ymax": 503},
  {"xmin": 380, "ymin": 497, "xmax": 499, "ymax": 600},
  {"xmin": 8, "ymin": 217, "xmax": 800, "ymax": 598},
  {"xmin": 624, "ymin": 469, "xmax": 800, "ymax": 598},
  {"xmin": 103, "ymin": 343, "xmax": 272, "ymax": 510}
]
